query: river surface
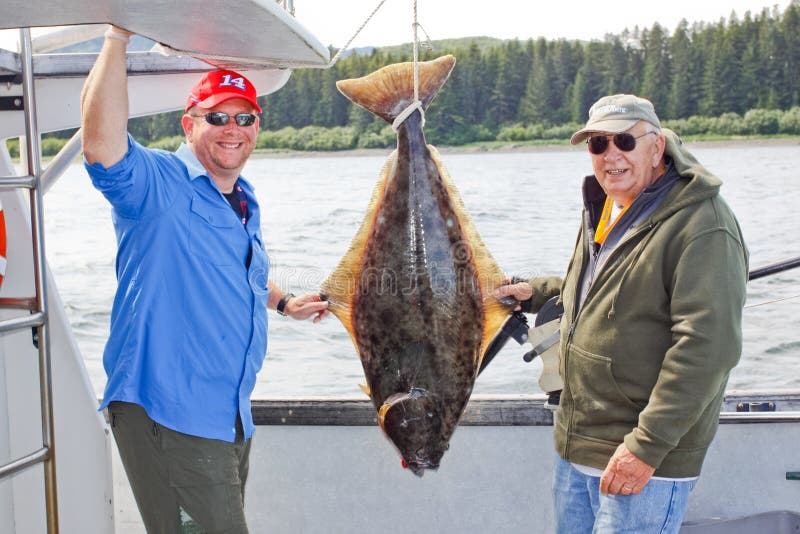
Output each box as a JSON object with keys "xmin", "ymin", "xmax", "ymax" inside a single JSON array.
[{"xmin": 43, "ymin": 142, "xmax": 800, "ymax": 397}]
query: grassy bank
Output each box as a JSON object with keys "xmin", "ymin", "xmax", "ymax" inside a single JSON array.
[{"xmin": 6, "ymin": 131, "xmax": 798, "ymax": 163}]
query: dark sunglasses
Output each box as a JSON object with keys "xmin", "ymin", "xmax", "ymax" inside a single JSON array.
[
  {"xmin": 191, "ymin": 112, "xmax": 258, "ymax": 127},
  {"xmin": 587, "ymin": 131, "xmax": 656, "ymax": 155}
]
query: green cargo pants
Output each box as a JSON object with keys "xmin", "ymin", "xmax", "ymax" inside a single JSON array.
[{"xmin": 108, "ymin": 401, "xmax": 251, "ymax": 533}]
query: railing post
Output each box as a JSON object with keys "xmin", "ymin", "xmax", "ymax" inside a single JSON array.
[{"xmin": 19, "ymin": 27, "xmax": 59, "ymax": 534}]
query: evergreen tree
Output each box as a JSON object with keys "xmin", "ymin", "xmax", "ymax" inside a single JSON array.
[
  {"xmin": 625, "ymin": 29, "xmax": 646, "ymax": 102},
  {"xmin": 725, "ymin": 12, "xmax": 748, "ymax": 113},
  {"xmin": 488, "ymin": 40, "xmax": 530, "ymax": 125},
  {"xmin": 519, "ymin": 38, "xmax": 560, "ymax": 124},
  {"xmin": 781, "ymin": 1, "xmax": 800, "ymax": 106},
  {"xmin": 739, "ymin": 12, "xmax": 764, "ymax": 110},
  {"xmin": 601, "ymin": 37, "xmax": 633, "ymax": 96},
  {"xmin": 459, "ymin": 44, "xmax": 489, "ymax": 126},
  {"xmin": 640, "ymin": 23, "xmax": 671, "ymax": 113},
  {"xmin": 757, "ymin": 7, "xmax": 785, "ymax": 108},
  {"xmin": 700, "ymin": 22, "xmax": 740, "ymax": 116},
  {"xmin": 551, "ymin": 40, "xmax": 583, "ymax": 123},
  {"xmin": 668, "ymin": 20, "xmax": 694, "ymax": 118},
  {"xmin": 571, "ymin": 42, "xmax": 606, "ymax": 122}
]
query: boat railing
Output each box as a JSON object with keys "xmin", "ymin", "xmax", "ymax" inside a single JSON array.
[
  {"xmin": 248, "ymin": 391, "xmax": 800, "ymax": 428},
  {"xmin": 0, "ymin": 28, "xmax": 59, "ymax": 534}
]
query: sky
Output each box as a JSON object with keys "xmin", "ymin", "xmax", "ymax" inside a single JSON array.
[
  {"xmin": 0, "ymin": 0, "xmax": 791, "ymax": 52},
  {"xmin": 293, "ymin": 0, "xmax": 791, "ymax": 48}
]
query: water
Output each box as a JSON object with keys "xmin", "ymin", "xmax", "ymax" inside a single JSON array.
[{"xmin": 43, "ymin": 142, "xmax": 800, "ymax": 397}]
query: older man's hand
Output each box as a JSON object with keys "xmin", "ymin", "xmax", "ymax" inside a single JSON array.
[
  {"xmin": 493, "ymin": 279, "xmax": 533, "ymax": 308},
  {"xmin": 599, "ymin": 443, "xmax": 656, "ymax": 496}
]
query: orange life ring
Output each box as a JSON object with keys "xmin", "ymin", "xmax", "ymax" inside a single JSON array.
[{"xmin": 0, "ymin": 199, "xmax": 5, "ymax": 289}]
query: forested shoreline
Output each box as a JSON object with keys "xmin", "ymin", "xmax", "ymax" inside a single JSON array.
[{"xmin": 14, "ymin": 2, "xmax": 800, "ymax": 156}]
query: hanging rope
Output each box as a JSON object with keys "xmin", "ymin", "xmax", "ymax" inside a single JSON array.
[
  {"xmin": 324, "ymin": 0, "xmax": 431, "ymax": 131},
  {"xmin": 413, "ymin": 0, "xmax": 419, "ymax": 102},
  {"xmin": 326, "ymin": 0, "xmax": 389, "ymax": 67},
  {"xmin": 392, "ymin": 0, "xmax": 429, "ymax": 132}
]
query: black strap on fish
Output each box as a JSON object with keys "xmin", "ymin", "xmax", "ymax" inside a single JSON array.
[{"xmin": 478, "ymin": 311, "xmax": 530, "ymax": 375}]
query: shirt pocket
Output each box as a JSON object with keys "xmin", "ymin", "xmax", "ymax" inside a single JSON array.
[
  {"xmin": 189, "ymin": 195, "xmax": 237, "ymax": 266},
  {"xmin": 247, "ymin": 236, "xmax": 270, "ymax": 304}
]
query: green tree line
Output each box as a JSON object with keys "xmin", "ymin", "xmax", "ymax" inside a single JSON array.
[
  {"xmin": 257, "ymin": 1, "xmax": 800, "ymax": 147},
  {"xmin": 24, "ymin": 0, "xmax": 798, "ymax": 156}
]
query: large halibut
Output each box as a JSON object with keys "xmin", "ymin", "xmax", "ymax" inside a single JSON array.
[{"xmin": 320, "ymin": 55, "xmax": 512, "ymax": 475}]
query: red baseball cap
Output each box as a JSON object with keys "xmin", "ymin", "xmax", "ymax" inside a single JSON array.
[{"xmin": 185, "ymin": 69, "xmax": 262, "ymax": 113}]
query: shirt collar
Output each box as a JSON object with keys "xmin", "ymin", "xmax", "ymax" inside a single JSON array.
[
  {"xmin": 176, "ymin": 142, "xmax": 208, "ymax": 181},
  {"xmin": 175, "ymin": 142, "xmax": 255, "ymax": 192}
]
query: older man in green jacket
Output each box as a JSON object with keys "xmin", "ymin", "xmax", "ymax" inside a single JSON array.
[{"xmin": 498, "ymin": 94, "xmax": 748, "ymax": 533}]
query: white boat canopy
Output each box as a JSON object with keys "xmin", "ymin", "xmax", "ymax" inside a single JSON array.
[{"xmin": 0, "ymin": 0, "xmax": 330, "ymax": 68}]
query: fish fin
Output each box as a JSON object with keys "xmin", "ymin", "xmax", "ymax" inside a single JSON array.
[
  {"xmin": 336, "ymin": 55, "xmax": 456, "ymax": 124},
  {"xmin": 320, "ymin": 151, "xmax": 399, "ymax": 348},
  {"xmin": 428, "ymin": 146, "xmax": 512, "ymax": 366}
]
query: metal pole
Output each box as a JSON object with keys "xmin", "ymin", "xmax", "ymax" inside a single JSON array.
[
  {"xmin": 19, "ymin": 27, "xmax": 59, "ymax": 534},
  {"xmin": 0, "ymin": 447, "xmax": 50, "ymax": 479}
]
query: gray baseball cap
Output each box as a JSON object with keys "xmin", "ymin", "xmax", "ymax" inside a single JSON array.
[{"xmin": 570, "ymin": 94, "xmax": 661, "ymax": 145}]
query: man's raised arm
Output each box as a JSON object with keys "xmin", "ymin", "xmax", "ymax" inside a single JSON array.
[{"xmin": 81, "ymin": 26, "xmax": 133, "ymax": 167}]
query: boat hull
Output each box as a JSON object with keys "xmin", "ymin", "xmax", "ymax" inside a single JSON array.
[{"xmin": 106, "ymin": 394, "xmax": 800, "ymax": 533}]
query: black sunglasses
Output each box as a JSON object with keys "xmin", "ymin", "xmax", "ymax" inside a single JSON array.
[
  {"xmin": 191, "ymin": 112, "xmax": 258, "ymax": 127},
  {"xmin": 587, "ymin": 131, "xmax": 656, "ymax": 155}
]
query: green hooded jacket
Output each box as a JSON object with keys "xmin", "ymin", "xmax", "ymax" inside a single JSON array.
[{"xmin": 550, "ymin": 129, "xmax": 748, "ymax": 478}]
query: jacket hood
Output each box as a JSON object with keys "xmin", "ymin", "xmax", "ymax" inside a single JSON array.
[{"xmin": 652, "ymin": 128, "xmax": 722, "ymax": 222}]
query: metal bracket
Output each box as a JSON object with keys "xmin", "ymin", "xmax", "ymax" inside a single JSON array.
[
  {"xmin": 0, "ymin": 74, "xmax": 23, "ymax": 85},
  {"xmin": 736, "ymin": 401, "xmax": 777, "ymax": 412},
  {"xmin": 0, "ymin": 95, "xmax": 24, "ymax": 111}
]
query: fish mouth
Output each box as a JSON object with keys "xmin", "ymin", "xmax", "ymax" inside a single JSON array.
[
  {"xmin": 379, "ymin": 388, "xmax": 446, "ymax": 476},
  {"xmin": 404, "ymin": 457, "xmax": 440, "ymax": 477}
]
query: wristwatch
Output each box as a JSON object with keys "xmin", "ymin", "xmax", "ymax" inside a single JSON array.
[{"xmin": 276, "ymin": 293, "xmax": 295, "ymax": 316}]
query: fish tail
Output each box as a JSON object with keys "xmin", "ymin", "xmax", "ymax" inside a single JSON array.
[{"xmin": 336, "ymin": 55, "xmax": 456, "ymax": 124}]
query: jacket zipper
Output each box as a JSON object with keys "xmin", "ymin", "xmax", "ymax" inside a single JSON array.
[
  {"xmin": 562, "ymin": 212, "xmax": 593, "ymax": 452},
  {"xmin": 562, "ymin": 220, "xmax": 654, "ymax": 454},
  {"xmin": 581, "ymin": 223, "xmax": 654, "ymax": 306}
]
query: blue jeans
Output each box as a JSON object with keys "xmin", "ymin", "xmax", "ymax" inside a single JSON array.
[{"xmin": 553, "ymin": 455, "xmax": 696, "ymax": 534}]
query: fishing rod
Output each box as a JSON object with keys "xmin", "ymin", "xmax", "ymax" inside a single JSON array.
[
  {"xmin": 480, "ymin": 254, "xmax": 800, "ymax": 375},
  {"xmin": 748, "ymin": 256, "xmax": 800, "ymax": 281}
]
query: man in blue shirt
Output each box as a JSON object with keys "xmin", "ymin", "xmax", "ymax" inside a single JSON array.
[{"xmin": 81, "ymin": 26, "xmax": 329, "ymax": 533}]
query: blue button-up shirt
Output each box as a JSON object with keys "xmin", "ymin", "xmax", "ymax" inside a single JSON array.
[{"xmin": 86, "ymin": 136, "xmax": 269, "ymax": 442}]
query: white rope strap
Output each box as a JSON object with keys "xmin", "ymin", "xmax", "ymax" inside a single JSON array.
[{"xmin": 392, "ymin": 100, "xmax": 425, "ymax": 132}]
